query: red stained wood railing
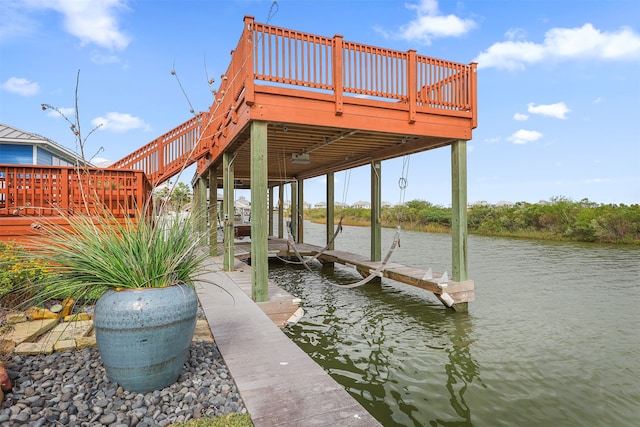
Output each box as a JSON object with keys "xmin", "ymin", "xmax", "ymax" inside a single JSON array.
[{"xmin": 0, "ymin": 165, "xmax": 151, "ymax": 219}]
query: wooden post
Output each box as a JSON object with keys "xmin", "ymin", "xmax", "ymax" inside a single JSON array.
[
  {"xmin": 297, "ymin": 179, "xmax": 304, "ymax": 244},
  {"xmin": 223, "ymin": 151, "xmax": 235, "ymax": 271},
  {"xmin": 243, "ymin": 16, "xmax": 256, "ymax": 106},
  {"xmin": 192, "ymin": 178, "xmax": 200, "ymax": 236},
  {"xmin": 268, "ymin": 186, "xmax": 274, "ymax": 237},
  {"xmin": 251, "ymin": 121, "xmax": 269, "ymax": 302},
  {"xmin": 407, "ymin": 49, "xmax": 417, "ymax": 124},
  {"xmin": 291, "ymin": 181, "xmax": 298, "ymax": 242},
  {"xmin": 326, "ymin": 172, "xmax": 335, "ymax": 250},
  {"xmin": 198, "ymin": 174, "xmax": 208, "ymax": 241},
  {"xmin": 333, "ymin": 35, "xmax": 344, "ymax": 116},
  {"xmin": 278, "ymin": 184, "xmax": 285, "ymax": 239},
  {"xmin": 209, "ymin": 165, "xmax": 218, "ymax": 256},
  {"xmin": 371, "ymin": 160, "xmax": 382, "ymax": 262},
  {"xmin": 451, "ymin": 139, "xmax": 469, "ymax": 312}
]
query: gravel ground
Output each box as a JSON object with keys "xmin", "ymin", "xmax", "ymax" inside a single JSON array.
[{"xmin": 0, "ymin": 341, "xmax": 247, "ymax": 426}]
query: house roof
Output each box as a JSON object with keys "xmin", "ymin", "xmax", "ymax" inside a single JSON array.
[{"xmin": 0, "ymin": 123, "xmax": 93, "ymax": 166}]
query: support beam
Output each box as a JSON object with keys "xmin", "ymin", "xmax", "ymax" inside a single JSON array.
[
  {"xmin": 291, "ymin": 181, "xmax": 298, "ymax": 242},
  {"xmin": 371, "ymin": 160, "xmax": 382, "ymax": 261},
  {"xmin": 326, "ymin": 172, "xmax": 335, "ymax": 250},
  {"xmin": 451, "ymin": 140, "xmax": 469, "ymax": 312},
  {"xmin": 209, "ymin": 166, "xmax": 218, "ymax": 256},
  {"xmin": 192, "ymin": 178, "xmax": 200, "ymax": 237},
  {"xmin": 197, "ymin": 174, "xmax": 208, "ymax": 243},
  {"xmin": 251, "ymin": 121, "xmax": 269, "ymax": 302},
  {"xmin": 223, "ymin": 151, "xmax": 235, "ymax": 271},
  {"xmin": 297, "ymin": 179, "xmax": 304, "ymax": 244},
  {"xmin": 268, "ymin": 186, "xmax": 274, "ymax": 237},
  {"xmin": 278, "ymin": 184, "xmax": 285, "ymax": 239}
]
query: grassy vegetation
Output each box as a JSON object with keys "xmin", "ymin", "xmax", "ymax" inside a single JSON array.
[
  {"xmin": 170, "ymin": 413, "xmax": 253, "ymax": 427},
  {"xmin": 0, "ymin": 242, "xmax": 51, "ymax": 310},
  {"xmin": 305, "ymin": 197, "xmax": 640, "ymax": 245}
]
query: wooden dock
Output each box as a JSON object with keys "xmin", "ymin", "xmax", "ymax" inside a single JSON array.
[
  {"xmin": 196, "ymin": 255, "xmax": 381, "ymax": 426},
  {"xmin": 232, "ymin": 237, "xmax": 474, "ymax": 306}
]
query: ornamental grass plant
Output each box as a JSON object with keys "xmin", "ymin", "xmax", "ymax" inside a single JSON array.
[{"xmin": 19, "ymin": 208, "xmax": 209, "ymax": 307}]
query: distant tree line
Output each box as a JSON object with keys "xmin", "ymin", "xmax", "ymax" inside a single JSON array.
[{"xmin": 307, "ymin": 197, "xmax": 640, "ymax": 245}]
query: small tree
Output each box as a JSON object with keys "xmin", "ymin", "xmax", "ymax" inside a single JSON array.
[{"xmin": 154, "ymin": 182, "xmax": 192, "ymax": 212}]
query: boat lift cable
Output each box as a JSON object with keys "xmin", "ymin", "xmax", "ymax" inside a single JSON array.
[
  {"xmin": 275, "ymin": 216, "xmax": 344, "ymax": 265},
  {"xmin": 281, "ymin": 166, "xmax": 403, "ymax": 289},
  {"xmin": 398, "ymin": 155, "xmax": 410, "ymax": 206},
  {"xmin": 283, "ymin": 224, "xmax": 401, "ymax": 289}
]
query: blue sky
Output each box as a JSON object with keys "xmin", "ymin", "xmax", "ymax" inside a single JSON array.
[{"xmin": 1, "ymin": 0, "xmax": 639, "ymax": 206}]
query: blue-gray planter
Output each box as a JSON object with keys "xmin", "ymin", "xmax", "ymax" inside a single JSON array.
[{"xmin": 94, "ymin": 283, "xmax": 198, "ymax": 393}]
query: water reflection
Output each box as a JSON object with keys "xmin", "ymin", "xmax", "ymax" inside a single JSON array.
[
  {"xmin": 272, "ymin": 260, "xmax": 482, "ymax": 426},
  {"xmin": 269, "ymin": 221, "xmax": 640, "ymax": 426}
]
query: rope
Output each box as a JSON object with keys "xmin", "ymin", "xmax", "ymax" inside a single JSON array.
[
  {"xmin": 341, "ymin": 169, "xmax": 351, "ymax": 207},
  {"xmin": 275, "ymin": 217, "xmax": 343, "ymax": 265},
  {"xmin": 331, "ymin": 227, "xmax": 401, "ymax": 289},
  {"xmin": 398, "ymin": 155, "xmax": 410, "ymax": 206},
  {"xmin": 282, "ymin": 224, "xmax": 401, "ymax": 290}
]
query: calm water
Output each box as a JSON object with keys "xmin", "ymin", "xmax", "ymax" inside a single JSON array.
[{"xmin": 268, "ymin": 221, "xmax": 640, "ymax": 426}]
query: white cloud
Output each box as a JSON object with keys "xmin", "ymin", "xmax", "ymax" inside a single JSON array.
[
  {"xmin": 1, "ymin": 77, "xmax": 40, "ymax": 96},
  {"xmin": 0, "ymin": 2, "xmax": 37, "ymax": 40},
  {"xmin": 508, "ymin": 129, "xmax": 543, "ymax": 145},
  {"xmin": 23, "ymin": 0, "xmax": 130, "ymax": 50},
  {"xmin": 484, "ymin": 137, "xmax": 500, "ymax": 143},
  {"xmin": 90, "ymin": 51, "xmax": 122, "ymax": 65},
  {"xmin": 514, "ymin": 113, "xmax": 529, "ymax": 121},
  {"xmin": 91, "ymin": 112, "xmax": 150, "ymax": 132},
  {"xmin": 527, "ymin": 102, "xmax": 571, "ymax": 119},
  {"xmin": 45, "ymin": 107, "xmax": 75, "ymax": 118},
  {"xmin": 585, "ymin": 178, "xmax": 612, "ymax": 184},
  {"xmin": 378, "ymin": 0, "xmax": 476, "ymax": 45},
  {"xmin": 594, "ymin": 97, "xmax": 605, "ymax": 104},
  {"xmin": 475, "ymin": 23, "xmax": 640, "ymax": 70}
]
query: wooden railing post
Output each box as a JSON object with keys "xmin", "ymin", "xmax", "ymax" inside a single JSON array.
[
  {"xmin": 407, "ymin": 49, "xmax": 417, "ymax": 124},
  {"xmin": 333, "ymin": 35, "xmax": 344, "ymax": 116},
  {"xmin": 244, "ymin": 15, "xmax": 256, "ymax": 106},
  {"xmin": 470, "ymin": 62, "xmax": 478, "ymax": 129},
  {"xmin": 61, "ymin": 167, "xmax": 69, "ymax": 212}
]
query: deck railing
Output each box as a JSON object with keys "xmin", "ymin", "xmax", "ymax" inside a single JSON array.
[
  {"xmin": 0, "ymin": 165, "xmax": 151, "ymax": 218},
  {"xmin": 251, "ymin": 17, "xmax": 477, "ymax": 119},
  {"xmin": 111, "ymin": 16, "xmax": 477, "ymax": 185},
  {"xmin": 109, "ymin": 113, "xmax": 206, "ymax": 186}
]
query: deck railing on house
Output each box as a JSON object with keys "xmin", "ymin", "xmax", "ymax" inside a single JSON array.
[{"xmin": 0, "ymin": 165, "xmax": 151, "ymax": 218}]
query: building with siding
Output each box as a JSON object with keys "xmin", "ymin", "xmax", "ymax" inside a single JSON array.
[{"xmin": 0, "ymin": 123, "xmax": 90, "ymax": 166}]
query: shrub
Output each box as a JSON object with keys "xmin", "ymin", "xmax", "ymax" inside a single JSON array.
[{"xmin": 0, "ymin": 242, "xmax": 51, "ymax": 309}]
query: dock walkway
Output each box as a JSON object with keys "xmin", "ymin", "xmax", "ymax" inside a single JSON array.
[{"xmin": 196, "ymin": 255, "xmax": 381, "ymax": 427}]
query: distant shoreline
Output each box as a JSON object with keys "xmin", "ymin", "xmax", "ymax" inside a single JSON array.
[{"xmin": 304, "ymin": 200, "xmax": 640, "ymax": 246}]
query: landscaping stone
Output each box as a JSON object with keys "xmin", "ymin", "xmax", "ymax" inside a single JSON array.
[{"xmin": 0, "ymin": 319, "xmax": 58, "ymax": 347}]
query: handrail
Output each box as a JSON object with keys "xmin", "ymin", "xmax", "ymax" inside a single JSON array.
[{"xmin": 110, "ymin": 113, "xmax": 207, "ymax": 186}]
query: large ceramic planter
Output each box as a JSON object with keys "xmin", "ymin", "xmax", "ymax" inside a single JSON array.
[{"xmin": 94, "ymin": 283, "xmax": 198, "ymax": 393}]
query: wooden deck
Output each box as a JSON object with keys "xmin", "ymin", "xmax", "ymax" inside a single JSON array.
[{"xmin": 196, "ymin": 256, "xmax": 381, "ymax": 426}]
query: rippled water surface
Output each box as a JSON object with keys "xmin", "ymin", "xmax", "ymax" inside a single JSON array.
[{"xmin": 268, "ymin": 221, "xmax": 640, "ymax": 426}]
